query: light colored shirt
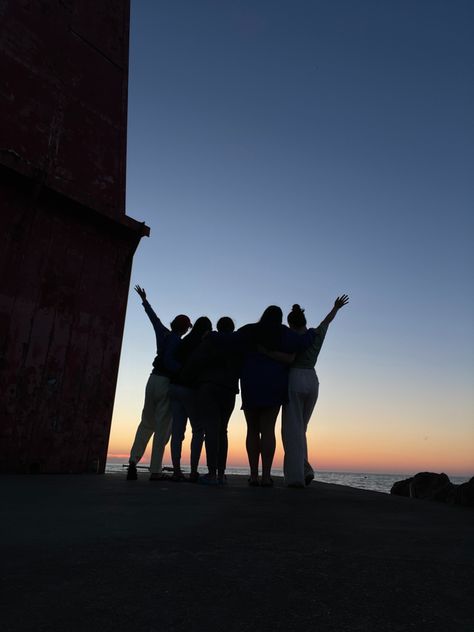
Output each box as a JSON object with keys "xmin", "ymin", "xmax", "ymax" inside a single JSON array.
[{"xmin": 291, "ymin": 323, "xmax": 329, "ymax": 369}]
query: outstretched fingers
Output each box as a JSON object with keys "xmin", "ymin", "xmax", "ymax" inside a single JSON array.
[
  {"xmin": 335, "ymin": 294, "xmax": 349, "ymax": 308},
  {"xmin": 134, "ymin": 285, "xmax": 146, "ymax": 301}
]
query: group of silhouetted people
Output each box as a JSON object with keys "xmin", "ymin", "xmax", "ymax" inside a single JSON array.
[{"xmin": 127, "ymin": 285, "xmax": 348, "ymax": 488}]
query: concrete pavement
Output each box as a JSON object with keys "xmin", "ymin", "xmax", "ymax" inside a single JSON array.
[{"xmin": 1, "ymin": 474, "xmax": 473, "ymax": 632}]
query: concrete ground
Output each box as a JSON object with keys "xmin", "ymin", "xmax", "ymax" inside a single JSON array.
[{"xmin": 1, "ymin": 473, "xmax": 473, "ymax": 632}]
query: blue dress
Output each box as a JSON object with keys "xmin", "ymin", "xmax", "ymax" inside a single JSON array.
[{"xmin": 238, "ymin": 325, "xmax": 315, "ymax": 410}]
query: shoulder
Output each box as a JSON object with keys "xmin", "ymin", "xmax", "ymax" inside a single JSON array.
[
  {"xmin": 238, "ymin": 324, "xmax": 254, "ymax": 334},
  {"xmin": 280, "ymin": 325, "xmax": 297, "ymax": 340},
  {"xmin": 237, "ymin": 323, "xmax": 255, "ymax": 340},
  {"xmin": 314, "ymin": 323, "xmax": 329, "ymax": 337}
]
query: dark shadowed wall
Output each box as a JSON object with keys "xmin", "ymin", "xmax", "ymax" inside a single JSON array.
[{"xmin": 0, "ymin": 0, "xmax": 148, "ymax": 473}]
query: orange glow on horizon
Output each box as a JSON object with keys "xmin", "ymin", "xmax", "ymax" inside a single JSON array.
[{"xmin": 108, "ymin": 406, "xmax": 473, "ymax": 477}]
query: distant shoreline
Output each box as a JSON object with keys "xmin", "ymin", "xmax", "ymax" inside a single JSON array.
[{"xmin": 105, "ymin": 462, "xmax": 471, "ymax": 494}]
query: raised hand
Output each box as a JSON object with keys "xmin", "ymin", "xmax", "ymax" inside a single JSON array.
[
  {"xmin": 134, "ymin": 285, "xmax": 147, "ymax": 302},
  {"xmin": 334, "ymin": 294, "xmax": 349, "ymax": 310}
]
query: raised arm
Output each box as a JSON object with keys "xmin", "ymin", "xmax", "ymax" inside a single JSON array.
[
  {"xmin": 318, "ymin": 295, "xmax": 349, "ymax": 329},
  {"xmin": 134, "ymin": 284, "xmax": 147, "ymax": 302},
  {"xmin": 134, "ymin": 285, "xmax": 170, "ymax": 345}
]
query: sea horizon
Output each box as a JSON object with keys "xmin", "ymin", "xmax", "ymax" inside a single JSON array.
[{"xmin": 105, "ymin": 461, "xmax": 471, "ymax": 494}]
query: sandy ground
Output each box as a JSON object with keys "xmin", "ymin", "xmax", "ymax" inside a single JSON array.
[{"xmin": 1, "ymin": 473, "xmax": 473, "ymax": 632}]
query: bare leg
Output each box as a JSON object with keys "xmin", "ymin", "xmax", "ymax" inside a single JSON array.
[
  {"xmin": 244, "ymin": 409, "xmax": 261, "ymax": 482},
  {"xmin": 260, "ymin": 406, "xmax": 280, "ymax": 484}
]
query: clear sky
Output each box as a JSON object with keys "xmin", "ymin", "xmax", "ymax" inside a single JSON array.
[{"xmin": 109, "ymin": 0, "xmax": 474, "ymax": 476}]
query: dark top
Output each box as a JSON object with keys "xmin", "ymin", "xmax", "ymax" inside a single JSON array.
[
  {"xmin": 173, "ymin": 331, "xmax": 209, "ymax": 386},
  {"xmin": 142, "ymin": 300, "xmax": 181, "ymax": 378},
  {"xmin": 237, "ymin": 324, "xmax": 315, "ymax": 409},
  {"xmin": 180, "ymin": 332, "xmax": 241, "ymax": 393}
]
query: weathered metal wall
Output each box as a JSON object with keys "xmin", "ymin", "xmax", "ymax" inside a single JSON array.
[
  {"xmin": 0, "ymin": 0, "xmax": 130, "ymax": 217},
  {"xmin": 0, "ymin": 1, "xmax": 148, "ymax": 473}
]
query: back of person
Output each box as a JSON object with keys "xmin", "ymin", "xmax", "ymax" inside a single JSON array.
[
  {"xmin": 127, "ymin": 285, "xmax": 191, "ymax": 481},
  {"xmin": 151, "ymin": 332, "xmax": 180, "ymax": 379},
  {"xmin": 169, "ymin": 316, "xmax": 212, "ymax": 481},
  {"xmin": 195, "ymin": 334, "xmax": 240, "ymax": 393},
  {"xmin": 282, "ymin": 298, "xmax": 349, "ymax": 488},
  {"xmin": 291, "ymin": 322, "xmax": 328, "ymax": 371},
  {"xmin": 173, "ymin": 317, "xmax": 212, "ymax": 386},
  {"xmin": 238, "ymin": 321, "xmax": 311, "ymax": 409},
  {"xmin": 194, "ymin": 316, "xmax": 239, "ymax": 485}
]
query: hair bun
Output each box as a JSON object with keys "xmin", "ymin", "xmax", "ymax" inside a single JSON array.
[{"xmin": 292, "ymin": 304, "xmax": 304, "ymax": 313}]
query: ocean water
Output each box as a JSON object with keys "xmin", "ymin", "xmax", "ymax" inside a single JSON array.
[{"xmin": 105, "ymin": 462, "xmax": 470, "ymax": 494}]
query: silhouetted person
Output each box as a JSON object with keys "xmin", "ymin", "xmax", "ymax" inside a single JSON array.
[
  {"xmin": 238, "ymin": 306, "xmax": 316, "ymax": 486},
  {"xmin": 282, "ymin": 296, "xmax": 349, "ymax": 488},
  {"xmin": 170, "ymin": 316, "xmax": 212, "ymax": 482},
  {"xmin": 127, "ymin": 285, "xmax": 191, "ymax": 481},
  {"xmin": 183, "ymin": 316, "xmax": 240, "ymax": 485}
]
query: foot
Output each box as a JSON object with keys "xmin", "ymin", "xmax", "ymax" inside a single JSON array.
[
  {"xmin": 149, "ymin": 473, "xmax": 168, "ymax": 481},
  {"xmin": 198, "ymin": 474, "xmax": 218, "ymax": 486},
  {"xmin": 248, "ymin": 477, "xmax": 260, "ymax": 487},
  {"xmin": 261, "ymin": 478, "xmax": 274, "ymax": 488},
  {"xmin": 170, "ymin": 471, "xmax": 186, "ymax": 482},
  {"xmin": 305, "ymin": 472, "xmax": 315, "ymax": 486},
  {"xmin": 218, "ymin": 475, "xmax": 228, "ymax": 486},
  {"xmin": 188, "ymin": 471, "xmax": 200, "ymax": 483},
  {"xmin": 126, "ymin": 462, "xmax": 137, "ymax": 481}
]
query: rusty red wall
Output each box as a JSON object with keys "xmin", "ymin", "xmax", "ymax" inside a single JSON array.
[
  {"xmin": 0, "ymin": 0, "xmax": 130, "ymax": 217},
  {"xmin": 0, "ymin": 1, "xmax": 148, "ymax": 473}
]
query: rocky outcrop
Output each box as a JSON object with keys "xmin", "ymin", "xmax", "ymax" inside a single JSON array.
[
  {"xmin": 390, "ymin": 477, "xmax": 412, "ymax": 497},
  {"xmin": 454, "ymin": 477, "xmax": 474, "ymax": 507},
  {"xmin": 410, "ymin": 472, "xmax": 453, "ymax": 501},
  {"xmin": 390, "ymin": 472, "xmax": 473, "ymax": 507}
]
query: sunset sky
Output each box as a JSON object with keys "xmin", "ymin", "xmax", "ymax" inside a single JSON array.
[{"xmin": 109, "ymin": 0, "xmax": 473, "ymax": 476}]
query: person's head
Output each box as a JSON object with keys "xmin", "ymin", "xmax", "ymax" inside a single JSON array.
[
  {"xmin": 255, "ymin": 305, "xmax": 283, "ymax": 350},
  {"xmin": 170, "ymin": 314, "xmax": 192, "ymax": 337},
  {"xmin": 259, "ymin": 305, "xmax": 283, "ymax": 327},
  {"xmin": 287, "ymin": 304, "xmax": 307, "ymax": 330},
  {"xmin": 217, "ymin": 316, "xmax": 235, "ymax": 333},
  {"xmin": 191, "ymin": 316, "xmax": 213, "ymax": 339}
]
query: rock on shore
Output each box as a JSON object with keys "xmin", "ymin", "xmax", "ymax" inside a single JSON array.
[{"xmin": 391, "ymin": 471, "xmax": 474, "ymax": 506}]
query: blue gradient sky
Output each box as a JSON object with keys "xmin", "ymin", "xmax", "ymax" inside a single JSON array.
[{"xmin": 110, "ymin": 0, "xmax": 474, "ymax": 475}]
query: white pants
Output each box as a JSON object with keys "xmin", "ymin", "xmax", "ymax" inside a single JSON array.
[
  {"xmin": 282, "ymin": 368, "xmax": 319, "ymax": 486},
  {"xmin": 130, "ymin": 374, "xmax": 172, "ymax": 473}
]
